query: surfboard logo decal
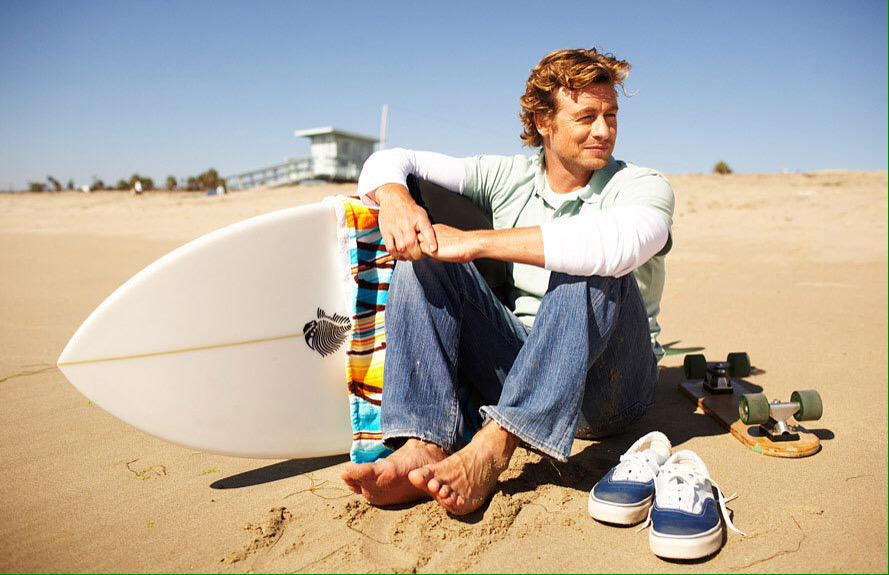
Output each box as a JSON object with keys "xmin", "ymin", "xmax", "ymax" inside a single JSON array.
[{"xmin": 303, "ymin": 308, "xmax": 351, "ymax": 357}]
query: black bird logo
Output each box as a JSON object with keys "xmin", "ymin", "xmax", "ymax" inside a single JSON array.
[{"xmin": 303, "ymin": 308, "xmax": 351, "ymax": 357}]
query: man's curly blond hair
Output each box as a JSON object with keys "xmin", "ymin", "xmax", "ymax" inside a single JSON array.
[{"xmin": 520, "ymin": 48, "xmax": 631, "ymax": 148}]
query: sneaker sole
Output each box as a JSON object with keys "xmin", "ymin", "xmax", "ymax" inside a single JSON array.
[
  {"xmin": 587, "ymin": 493, "xmax": 651, "ymax": 525},
  {"xmin": 649, "ymin": 524, "xmax": 723, "ymax": 560}
]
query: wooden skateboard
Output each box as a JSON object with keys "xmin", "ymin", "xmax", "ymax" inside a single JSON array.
[{"xmin": 679, "ymin": 353, "xmax": 823, "ymax": 458}]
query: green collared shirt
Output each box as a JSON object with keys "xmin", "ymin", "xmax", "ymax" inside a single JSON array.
[{"xmin": 461, "ymin": 152, "xmax": 675, "ymax": 361}]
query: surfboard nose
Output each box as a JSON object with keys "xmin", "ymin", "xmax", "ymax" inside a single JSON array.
[
  {"xmin": 58, "ymin": 336, "xmax": 75, "ymax": 366},
  {"xmin": 58, "ymin": 319, "xmax": 87, "ymax": 367}
]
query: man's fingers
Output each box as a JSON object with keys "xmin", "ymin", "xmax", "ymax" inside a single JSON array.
[
  {"xmin": 416, "ymin": 217, "xmax": 438, "ymax": 253},
  {"xmin": 406, "ymin": 241, "xmax": 423, "ymax": 261},
  {"xmin": 398, "ymin": 231, "xmax": 424, "ymax": 261},
  {"xmin": 383, "ymin": 230, "xmax": 404, "ymax": 260},
  {"xmin": 417, "ymin": 232, "xmax": 434, "ymax": 256},
  {"xmin": 382, "ymin": 230, "xmax": 395, "ymax": 254},
  {"xmin": 393, "ymin": 229, "xmax": 416, "ymax": 261}
]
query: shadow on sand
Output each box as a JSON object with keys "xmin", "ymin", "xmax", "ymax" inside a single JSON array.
[{"xmin": 211, "ymin": 453, "xmax": 350, "ymax": 489}]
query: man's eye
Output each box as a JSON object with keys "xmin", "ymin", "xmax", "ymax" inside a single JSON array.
[{"xmin": 606, "ymin": 113, "xmax": 617, "ymax": 119}]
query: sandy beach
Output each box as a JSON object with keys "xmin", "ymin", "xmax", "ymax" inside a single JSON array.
[{"xmin": 0, "ymin": 172, "xmax": 886, "ymax": 573}]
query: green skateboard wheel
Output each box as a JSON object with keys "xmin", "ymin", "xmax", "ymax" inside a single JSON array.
[
  {"xmin": 740, "ymin": 392, "xmax": 770, "ymax": 425},
  {"xmin": 727, "ymin": 352, "xmax": 751, "ymax": 378},
  {"xmin": 791, "ymin": 389, "xmax": 823, "ymax": 421},
  {"xmin": 683, "ymin": 354, "xmax": 707, "ymax": 379}
]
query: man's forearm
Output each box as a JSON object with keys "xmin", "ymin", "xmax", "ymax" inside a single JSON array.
[
  {"xmin": 472, "ymin": 227, "xmax": 545, "ymax": 268},
  {"xmin": 367, "ymin": 183, "xmax": 411, "ymax": 207}
]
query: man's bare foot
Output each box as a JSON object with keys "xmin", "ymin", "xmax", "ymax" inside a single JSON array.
[
  {"xmin": 341, "ymin": 439, "xmax": 447, "ymax": 506},
  {"xmin": 408, "ymin": 422, "xmax": 518, "ymax": 515}
]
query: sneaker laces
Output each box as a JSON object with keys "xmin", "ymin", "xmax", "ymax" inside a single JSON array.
[
  {"xmin": 637, "ymin": 463, "xmax": 745, "ymax": 536},
  {"xmin": 613, "ymin": 451, "xmax": 661, "ymax": 483}
]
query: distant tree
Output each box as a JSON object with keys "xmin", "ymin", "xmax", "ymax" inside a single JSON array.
[
  {"xmin": 128, "ymin": 174, "xmax": 154, "ymax": 191},
  {"xmin": 178, "ymin": 168, "xmax": 225, "ymax": 191},
  {"xmin": 28, "ymin": 181, "xmax": 47, "ymax": 192},
  {"xmin": 165, "ymin": 175, "xmax": 178, "ymax": 191},
  {"xmin": 116, "ymin": 179, "xmax": 130, "ymax": 191},
  {"xmin": 714, "ymin": 161, "xmax": 733, "ymax": 175},
  {"xmin": 47, "ymin": 175, "xmax": 62, "ymax": 191},
  {"xmin": 199, "ymin": 168, "xmax": 222, "ymax": 190},
  {"xmin": 90, "ymin": 178, "xmax": 106, "ymax": 191},
  {"xmin": 66, "ymin": 179, "xmax": 75, "ymax": 190}
]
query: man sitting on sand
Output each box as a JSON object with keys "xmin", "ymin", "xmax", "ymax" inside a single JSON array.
[{"xmin": 342, "ymin": 48, "xmax": 674, "ymax": 516}]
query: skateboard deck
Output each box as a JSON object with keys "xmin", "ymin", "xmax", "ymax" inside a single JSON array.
[{"xmin": 680, "ymin": 378, "xmax": 821, "ymax": 458}]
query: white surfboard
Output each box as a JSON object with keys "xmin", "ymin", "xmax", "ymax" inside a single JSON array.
[{"xmin": 57, "ymin": 200, "xmax": 355, "ymax": 459}]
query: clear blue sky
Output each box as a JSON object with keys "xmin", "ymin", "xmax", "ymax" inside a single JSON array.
[{"xmin": 1, "ymin": 0, "xmax": 886, "ymax": 190}]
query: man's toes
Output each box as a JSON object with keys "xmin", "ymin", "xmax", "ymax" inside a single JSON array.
[
  {"xmin": 342, "ymin": 466, "xmax": 360, "ymax": 488},
  {"xmin": 427, "ymin": 477, "xmax": 441, "ymax": 493},
  {"xmin": 408, "ymin": 467, "xmax": 436, "ymax": 495},
  {"xmin": 438, "ymin": 484, "xmax": 451, "ymax": 499},
  {"xmin": 436, "ymin": 491, "xmax": 461, "ymax": 514},
  {"xmin": 372, "ymin": 460, "xmax": 398, "ymax": 486},
  {"xmin": 345, "ymin": 462, "xmax": 377, "ymax": 482}
]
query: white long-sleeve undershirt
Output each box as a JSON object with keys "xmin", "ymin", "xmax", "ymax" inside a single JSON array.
[
  {"xmin": 358, "ymin": 148, "xmax": 669, "ymax": 277},
  {"xmin": 358, "ymin": 149, "xmax": 466, "ymax": 203}
]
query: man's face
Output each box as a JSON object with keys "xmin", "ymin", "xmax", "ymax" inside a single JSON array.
[{"xmin": 536, "ymin": 83, "xmax": 619, "ymax": 173}]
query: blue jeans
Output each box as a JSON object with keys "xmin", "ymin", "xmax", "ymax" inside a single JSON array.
[{"xmin": 381, "ymin": 259, "xmax": 657, "ymax": 462}]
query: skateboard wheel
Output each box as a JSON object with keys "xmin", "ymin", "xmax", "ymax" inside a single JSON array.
[
  {"xmin": 727, "ymin": 352, "xmax": 751, "ymax": 378},
  {"xmin": 791, "ymin": 389, "xmax": 823, "ymax": 421},
  {"xmin": 739, "ymin": 393, "xmax": 770, "ymax": 425},
  {"xmin": 683, "ymin": 354, "xmax": 707, "ymax": 379}
]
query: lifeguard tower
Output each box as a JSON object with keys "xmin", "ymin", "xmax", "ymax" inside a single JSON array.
[
  {"xmin": 225, "ymin": 127, "xmax": 378, "ymax": 190},
  {"xmin": 293, "ymin": 127, "xmax": 378, "ymax": 181}
]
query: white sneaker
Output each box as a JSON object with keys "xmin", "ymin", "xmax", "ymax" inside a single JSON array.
[
  {"xmin": 588, "ymin": 431, "xmax": 672, "ymax": 525},
  {"xmin": 643, "ymin": 450, "xmax": 744, "ymax": 560}
]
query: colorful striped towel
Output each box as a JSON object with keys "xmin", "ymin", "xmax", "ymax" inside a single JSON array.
[{"xmin": 326, "ymin": 196, "xmax": 394, "ymax": 463}]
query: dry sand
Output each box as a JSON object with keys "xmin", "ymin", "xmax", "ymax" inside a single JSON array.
[{"xmin": 0, "ymin": 172, "xmax": 886, "ymax": 573}]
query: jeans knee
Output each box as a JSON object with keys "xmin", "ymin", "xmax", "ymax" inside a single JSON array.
[
  {"xmin": 393, "ymin": 258, "xmax": 451, "ymax": 284},
  {"xmin": 390, "ymin": 260, "xmax": 420, "ymax": 297},
  {"xmin": 390, "ymin": 259, "xmax": 469, "ymax": 314},
  {"xmin": 547, "ymin": 271, "xmax": 628, "ymax": 296}
]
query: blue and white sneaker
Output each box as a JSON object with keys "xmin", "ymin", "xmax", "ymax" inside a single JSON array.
[
  {"xmin": 644, "ymin": 450, "xmax": 744, "ymax": 560},
  {"xmin": 588, "ymin": 431, "xmax": 672, "ymax": 525}
]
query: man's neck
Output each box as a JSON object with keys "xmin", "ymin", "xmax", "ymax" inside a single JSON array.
[{"xmin": 542, "ymin": 150, "xmax": 594, "ymax": 194}]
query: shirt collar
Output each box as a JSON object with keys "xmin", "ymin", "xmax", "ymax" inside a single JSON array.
[{"xmin": 533, "ymin": 150, "xmax": 620, "ymax": 206}]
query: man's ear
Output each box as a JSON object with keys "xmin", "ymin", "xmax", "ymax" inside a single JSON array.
[{"xmin": 534, "ymin": 112, "xmax": 550, "ymax": 137}]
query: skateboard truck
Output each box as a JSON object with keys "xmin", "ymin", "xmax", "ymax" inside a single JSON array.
[
  {"xmin": 703, "ymin": 362, "xmax": 733, "ymax": 394},
  {"xmin": 683, "ymin": 353, "xmax": 751, "ymax": 395},
  {"xmin": 739, "ymin": 390, "xmax": 824, "ymax": 441}
]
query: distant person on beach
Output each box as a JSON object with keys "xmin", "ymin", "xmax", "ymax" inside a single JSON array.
[
  {"xmin": 133, "ymin": 180, "xmax": 143, "ymax": 195},
  {"xmin": 342, "ymin": 48, "xmax": 674, "ymax": 515}
]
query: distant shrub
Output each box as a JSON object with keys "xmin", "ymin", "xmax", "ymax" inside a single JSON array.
[
  {"xmin": 183, "ymin": 168, "xmax": 223, "ymax": 191},
  {"xmin": 116, "ymin": 179, "xmax": 130, "ymax": 191},
  {"xmin": 714, "ymin": 161, "xmax": 733, "ymax": 175},
  {"xmin": 166, "ymin": 176, "xmax": 178, "ymax": 191},
  {"xmin": 90, "ymin": 178, "xmax": 106, "ymax": 191},
  {"xmin": 28, "ymin": 181, "xmax": 46, "ymax": 192},
  {"xmin": 129, "ymin": 174, "xmax": 154, "ymax": 191}
]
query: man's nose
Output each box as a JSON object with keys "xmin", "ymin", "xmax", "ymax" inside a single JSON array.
[{"xmin": 590, "ymin": 116, "xmax": 610, "ymax": 140}]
